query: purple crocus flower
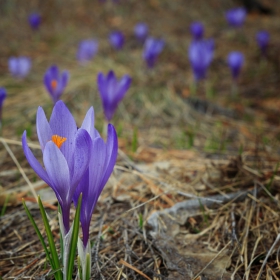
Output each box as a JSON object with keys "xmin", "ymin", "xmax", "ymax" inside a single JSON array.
[
  {"xmin": 227, "ymin": 51, "xmax": 244, "ymax": 80},
  {"xmin": 225, "ymin": 7, "xmax": 246, "ymax": 27},
  {"xmin": 22, "ymin": 101, "xmax": 92, "ymax": 233},
  {"xmin": 190, "ymin": 22, "xmax": 204, "ymax": 40},
  {"xmin": 44, "ymin": 65, "xmax": 69, "ymax": 104},
  {"xmin": 256, "ymin": 30, "xmax": 270, "ymax": 55},
  {"xmin": 97, "ymin": 70, "xmax": 132, "ymax": 122},
  {"xmin": 142, "ymin": 37, "xmax": 165, "ymax": 68},
  {"xmin": 77, "ymin": 39, "xmax": 98, "ymax": 64},
  {"xmin": 28, "ymin": 13, "xmax": 41, "ymax": 30},
  {"xmin": 188, "ymin": 39, "xmax": 214, "ymax": 81},
  {"xmin": 109, "ymin": 31, "xmax": 125, "ymax": 50},
  {"xmin": 0, "ymin": 87, "xmax": 7, "ymax": 123},
  {"xmin": 8, "ymin": 56, "xmax": 31, "ymax": 79},
  {"xmin": 73, "ymin": 111, "xmax": 118, "ymax": 247},
  {"xmin": 134, "ymin": 22, "xmax": 148, "ymax": 42}
]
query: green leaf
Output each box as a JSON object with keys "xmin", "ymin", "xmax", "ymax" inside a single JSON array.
[
  {"xmin": 23, "ymin": 199, "xmax": 62, "ymax": 280},
  {"xmin": 37, "ymin": 196, "xmax": 63, "ymax": 280},
  {"xmin": 67, "ymin": 193, "xmax": 82, "ymax": 280}
]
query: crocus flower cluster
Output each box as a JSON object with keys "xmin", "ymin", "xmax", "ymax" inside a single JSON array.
[
  {"xmin": 142, "ymin": 37, "xmax": 165, "ymax": 68},
  {"xmin": 28, "ymin": 13, "xmax": 41, "ymax": 30},
  {"xmin": 109, "ymin": 31, "xmax": 125, "ymax": 50},
  {"xmin": 188, "ymin": 39, "xmax": 214, "ymax": 81},
  {"xmin": 227, "ymin": 51, "xmax": 244, "ymax": 80},
  {"xmin": 190, "ymin": 22, "xmax": 204, "ymax": 41},
  {"xmin": 22, "ymin": 101, "xmax": 118, "ymax": 278},
  {"xmin": 8, "ymin": 56, "xmax": 32, "ymax": 79},
  {"xmin": 256, "ymin": 30, "xmax": 270, "ymax": 56},
  {"xmin": 225, "ymin": 7, "xmax": 247, "ymax": 28},
  {"xmin": 97, "ymin": 70, "xmax": 132, "ymax": 122},
  {"xmin": 77, "ymin": 39, "xmax": 98, "ymax": 64},
  {"xmin": 44, "ymin": 65, "xmax": 69, "ymax": 104},
  {"xmin": 134, "ymin": 22, "xmax": 148, "ymax": 42}
]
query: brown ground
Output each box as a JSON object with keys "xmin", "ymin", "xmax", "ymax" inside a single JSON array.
[{"xmin": 1, "ymin": 0, "xmax": 280, "ymax": 279}]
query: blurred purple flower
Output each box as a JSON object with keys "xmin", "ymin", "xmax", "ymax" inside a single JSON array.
[
  {"xmin": 0, "ymin": 87, "xmax": 7, "ymax": 123},
  {"xmin": 190, "ymin": 22, "xmax": 204, "ymax": 40},
  {"xmin": 188, "ymin": 39, "xmax": 214, "ymax": 81},
  {"xmin": 22, "ymin": 101, "xmax": 92, "ymax": 233},
  {"xmin": 134, "ymin": 22, "xmax": 148, "ymax": 42},
  {"xmin": 227, "ymin": 51, "xmax": 244, "ymax": 80},
  {"xmin": 77, "ymin": 39, "xmax": 98, "ymax": 64},
  {"xmin": 8, "ymin": 56, "xmax": 31, "ymax": 79},
  {"xmin": 109, "ymin": 31, "xmax": 125, "ymax": 50},
  {"xmin": 225, "ymin": 7, "xmax": 246, "ymax": 27},
  {"xmin": 256, "ymin": 30, "xmax": 270, "ymax": 55},
  {"xmin": 97, "ymin": 70, "xmax": 132, "ymax": 122},
  {"xmin": 73, "ymin": 111, "xmax": 118, "ymax": 247},
  {"xmin": 142, "ymin": 37, "xmax": 165, "ymax": 68},
  {"xmin": 28, "ymin": 13, "xmax": 41, "ymax": 30},
  {"xmin": 44, "ymin": 65, "xmax": 69, "ymax": 104}
]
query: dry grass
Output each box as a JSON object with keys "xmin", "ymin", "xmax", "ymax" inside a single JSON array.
[{"xmin": 1, "ymin": 0, "xmax": 280, "ymax": 279}]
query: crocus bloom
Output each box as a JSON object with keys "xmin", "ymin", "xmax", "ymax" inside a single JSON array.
[
  {"xmin": 22, "ymin": 101, "xmax": 92, "ymax": 233},
  {"xmin": 77, "ymin": 39, "xmax": 98, "ymax": 64},
  {"xmin": 28, "ymin": 13, "xmax": 41, "ymax": 30},
  {"xmin": 225, "ymin": 7, "xmax": 246, "ymax": 27},
  {"xmin": 8, "ymin": 56, "xmax": 31, "ymax": 79},
  {"xmin": 142, "ymin": 37, "xmax": 165, "ymax": 68},
  {"xmin": 134, "ymin": 22, "xmax": 148, "ymax": 42},
  {"xmin": 227, "ymin": 51, "xmax": 244, "ymax": 80},
  {"xmin": 73, "ymin": 113, "xmax": 118, "ymax": 248},
  {"xmin": 44, "ymin": 65, "xmax": 69, "ymax": 104},
  {"xmin": 256, "ymin": 30, "xmax": 270, "ymax": 55},
  {"xmin": 190, "ymin": 22, "xmax": 204, "ymax": 40},
  {"xmin": 188, "ymin": 39, "xmax": 214, "ymax": 81},
  {"xmin": 97, "ymin": 71, "xmax": 132, "ymax": 122},
  {"xmin": 109, "ymin": 31, "xmax": 125, "ymax": 50},
  {"xmin": 0, "ymin": 87, "xmax": 7, "ymax": 123}
]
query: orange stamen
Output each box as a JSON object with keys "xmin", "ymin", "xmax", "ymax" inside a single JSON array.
[
  {"xmin": 51, "ymin": 80, "xmax": 58, "ymax": 90},
  {"xmin": 52, "ymin": 135, "xmax": 67, "ymax": 148}
]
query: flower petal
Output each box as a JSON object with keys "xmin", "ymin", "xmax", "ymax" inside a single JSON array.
[
  {"xmin": 22, "ymin": 131, "xmax": 51, "ymax": 186},
  {"xmin": 70, "ymin": 128, "xmax": 92, "ymax": 190},
  {"xmin": 49, "ymin": 100, "xmax": 77, "ymax": 166},
  {"xmin": 81, "ymin": 107, "xmax": 100, "ymax": 140},
  {"xmin": 43, "ymin": 141, "xmax": 71, "ymax": 205},
  {"xmin": 100, "ymin": 124, "xmax": 118, "ymax": 191},
  {"xmin": 36, "ymin": 107, "xmax": 52, "ymax": 151}
]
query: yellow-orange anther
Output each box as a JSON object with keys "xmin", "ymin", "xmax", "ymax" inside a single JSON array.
[
  {"xmin": 52, "ymin": 135, "xmax": 67, "ymax": 148},
  {"xmin": 51, "ymin": 80, "xmax": 58, "ymax": 90}
]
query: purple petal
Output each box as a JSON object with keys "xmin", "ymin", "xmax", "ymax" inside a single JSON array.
[
  {"xmin": 70, "ymin": 129, "xmax": 92, "ymax": 189},
  {"xmin": 81, "ymin": 107, "xmax": 100, "ymax": 139},
  {"xmin": 49, "ymin": 101, "xmax": 77, "ymax": 165},
  {"xmin": 116, "ymin": 75, "xmax": 132, "ymax": 103},
  {"xmin": 36, "ymin": 107, "xmax": 52, "ymax": 151},
  {"xmin": 43, "ymin": 141, "xmax": 71, "ymax": 205},
  {"xmin": 99, "ymin": 124, "xmax": 118, "ymax": 190},
  {"xmin": 22, "ymin": 131, "xmax": 52, "ymax": 187}
]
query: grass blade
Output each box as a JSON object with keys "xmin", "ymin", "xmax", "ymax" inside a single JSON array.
[
  {"xmin": 37, "ymin": 196, "xmax": 63, "ymax": 280},
  {"xmin": 22, "ymin": 199, "xmax": 55, "ymax": 273}
]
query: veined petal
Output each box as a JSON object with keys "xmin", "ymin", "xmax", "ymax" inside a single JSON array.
[
  {"xmin": 70, "ymin": 129, "xmax": 92, "ymax": 190},
  {"xmin": 100, "ymin": 124, "xmax": 118, "ymax": 191},
  {"xmin": 81, "ymin": 107, "xmax": 96, "ymax": 140},
  {"xmin": 88, "ymin": 137, "xmax": 107, "ymax": 208},
  {"xmin": 22, "ymin": 131, "xmax": 51, "ymax": 186},
  {"xmin": 49, "ymin": 101, "xmax": 77, "ymax": 166},
  {"xmin": 43, "ymin": 141, "xmax": 71, "ymax": 205},
  {"xmin": 36, "ymin": 107, "xmax": 52, "ymax": 151}
]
